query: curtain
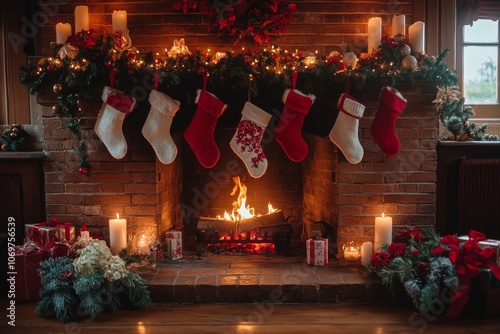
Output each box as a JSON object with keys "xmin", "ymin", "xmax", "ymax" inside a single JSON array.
[{"xmin": 458, "ymin": 0, "xmax": 500, "ymax": 26}]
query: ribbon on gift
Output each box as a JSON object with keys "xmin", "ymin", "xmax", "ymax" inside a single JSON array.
[
  {"xmin": 431, "ymin": 230, "xmax": 500, "ymax": 319},
  {"xmin": 32, "ymin": 216, "xmax": 74, "ymax": 243}
]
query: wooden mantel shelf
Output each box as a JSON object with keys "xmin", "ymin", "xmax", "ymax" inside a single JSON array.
[{"xmin": 0, "ymin": 151, "xmax": 45, "ymax": 160}]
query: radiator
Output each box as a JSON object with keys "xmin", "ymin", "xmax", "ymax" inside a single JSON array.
[{"xmin": 457, "ymin": 159, "xmax": 500, "ymax": 239}]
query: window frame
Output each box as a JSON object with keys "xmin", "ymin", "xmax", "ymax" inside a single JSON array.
[{"xmin": 456, "ymin": 18, "xmax": 500, "ymax": 119}]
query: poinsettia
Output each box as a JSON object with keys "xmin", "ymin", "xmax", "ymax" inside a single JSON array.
[{"xmin": 173, "ymin": 0, "xmax": 297, "ymax": 44}]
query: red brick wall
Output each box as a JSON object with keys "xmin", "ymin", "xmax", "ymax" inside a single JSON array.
[{"xmin": 34, "ymin": 1, "xmax": 438, "ymax": 250}]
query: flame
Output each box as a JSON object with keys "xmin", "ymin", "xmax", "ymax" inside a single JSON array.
[{"xmin": 216, "ymin": 177, "xmax": 277, "ymax": 222}]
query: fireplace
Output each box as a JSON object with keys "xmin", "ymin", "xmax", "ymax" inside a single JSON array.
[{"xmin": 35, "ymin": 83, "xmax": 438, "ymax": 257}]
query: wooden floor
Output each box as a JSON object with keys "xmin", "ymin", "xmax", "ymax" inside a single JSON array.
[{"xmin": 2, "ymin": 301, "xmax": 499, "ymax": 334}]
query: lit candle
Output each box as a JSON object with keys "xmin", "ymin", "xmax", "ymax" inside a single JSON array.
[
  {"xmin": 137, "ymin": 234, "xmax": 149, "ymax": 255},
  {"xmin": 112, "ymin": 10, "xmax": 127, "ymax": 39},
  {"xmin": 367, "ymin": 17, "xmax": 382, "ymax": 54},
  {"xmin": 361, "ymin": 242, "xmax": 373, "ymax": 266},
  {"xmin": 374, "ymin": 213, "xmax": 392, "ymax": 252},
  {"xmin": 343, "ymin": 241, "xmax": 360, "ymax": 261},
  {"xmin": 55, "ymin": 23, "xmax": 71, "ymax": 44},
  {"xmin": 109, "ymin": 213, "xmax": 127, "ymax": 255},
  {"xmin": 392, "ymin": 15, "xmax": 406, "ymax": 36},
  {"xmin": 409, "ymin": 21, "xmax": 425, "ymax": 53},
  {"xmin": 74, "ymin": 5, "xmax": 89, "ymax": 33}
]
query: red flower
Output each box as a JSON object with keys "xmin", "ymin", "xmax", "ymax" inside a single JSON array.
[
  {"xmin": 411, "ymin": 249, "xmax": 421, "ymax": 256},
  {"xmin": 394, "ymin": 228, "xmax": 425, "ymax": 243},
  {"xmin": 387, "ymin": 242, "xmax": 407, "ymax": 258},
  {"xmin": 370, "ymin": 252, "xmax": 391, "ymax": 268},
  {"xmin": 68, "ymin": 29, "xmax": 95, "ymax": 50}
]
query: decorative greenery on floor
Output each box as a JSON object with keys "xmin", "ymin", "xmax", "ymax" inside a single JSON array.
[
  {"xmin": 369, "ymin": 228, "xmax": 500, "ymax": 319},
  {"xmin": 19, "ymin": 30, "xmax": 499, "ymax": 172},
  {"xmin": 36, "ymin": 238, "xmax": 152, "ymax": 323}
]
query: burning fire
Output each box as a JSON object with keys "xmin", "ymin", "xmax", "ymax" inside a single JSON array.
[{"xmin": 217, "ymin": 176, "xmax": 277, "ymax": 221}]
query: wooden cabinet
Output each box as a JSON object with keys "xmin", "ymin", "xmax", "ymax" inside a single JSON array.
[{"xmin": 0, "ymin": 152, "xmax": 45, "ymax": 245}]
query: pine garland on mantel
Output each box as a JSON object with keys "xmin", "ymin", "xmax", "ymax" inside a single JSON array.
[{"xmin": 19, "ymin": 30, "xmax": 498, "ymax": 174}]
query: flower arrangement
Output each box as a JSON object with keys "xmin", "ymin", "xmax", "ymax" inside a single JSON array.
[
  {"xmin": 370, "ymin": 228, "xmax": 500, "ymax": 319},
  {"xmin": 36, "ymin": 238, "xmax": 152, "ymax": 323},
  {"xmin": 173, "ymin": 0, "xmax": 297, "ymax": 44}
]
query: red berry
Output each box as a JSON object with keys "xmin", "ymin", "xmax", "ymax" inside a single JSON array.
[{"xmin": 78, "ymin": 167, "xmax": 88, "ymax": 175}]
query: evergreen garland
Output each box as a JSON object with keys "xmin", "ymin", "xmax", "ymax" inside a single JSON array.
[{"xmin": 19, "ymin": 30, "xmax": 499, "ymax": 173}]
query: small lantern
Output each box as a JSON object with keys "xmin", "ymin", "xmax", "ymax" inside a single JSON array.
[{"xmin": 342, "ymin": 52, "xmax": 358, "ymax": 70}]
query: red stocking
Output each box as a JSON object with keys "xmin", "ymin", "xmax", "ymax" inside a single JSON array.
[
  {"xmin": 184, "ymin": 89, "xmax": 226, "ymax": 168},
  {"xmin": 274, "ymin": 73, "xmax": 315, "ymax": 162},
  {"xmin": 371, "ymin": 86, "xmax": 407, "ymax": 156}
]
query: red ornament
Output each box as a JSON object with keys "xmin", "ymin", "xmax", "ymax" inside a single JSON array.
[
  {"xmin": 105, "ymin": 61, "xmax": 112, "ymax": 67},
  {"xmin": 47, "ymin": 64, "xmax": 54, "ymax": 71},
  {"xmin": 128, "ymin": 69, "xmax": 133, "ymax": 75},
  {"xmin": 78, "ymin": 166, "xmax": 88, "ymax": 175}
]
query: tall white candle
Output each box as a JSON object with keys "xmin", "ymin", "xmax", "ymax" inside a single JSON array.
[
  {"xmin": 392, "ymin": 15, "xmax": 405, "ymax": 36},
  {"xmin": 55, "ymin": 23, "xmax": 72, "ymax": 44},
  {"xmin": 374, "ymin": 213, "xmax": 392, "ymax": 252},
  {"xmin": 109, "ymin": 213, "xmax": 127, "ymax": 255},
  {"xmin": 74, "ymin": 6, "xmax": 89, "ymax": 33},
  {"xmin": 112, "ymin": 10, "xmax": 127, "ymax": 39},
  {"xmin": 409, "ymin": 21, "xmax": 425, "ymax": 53},
  {"xmin": 367, "ymin": 17, "xmax": 382, "ymax": 54},
  {"xmin": 361, "ymin": 242, "xmax": 373, "ymax": 266}
]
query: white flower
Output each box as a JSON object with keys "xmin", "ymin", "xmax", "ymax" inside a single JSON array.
[{"xmin": 104, "ymin": 255, "xmax": 129, "ymax": 281}]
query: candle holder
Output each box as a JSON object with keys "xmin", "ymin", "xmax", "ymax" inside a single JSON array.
[{"xmin": 342, "ymin": 241, "xmax": 361, "ymax": 262}]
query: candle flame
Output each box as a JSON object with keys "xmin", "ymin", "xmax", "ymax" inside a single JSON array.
[
  {"xmin": 382, "ymin": 212, "xmax": 385, "ymax": 218},
  {"xmin": 116, "ymin": 213, "xmax": 120, "ymax": 219}
]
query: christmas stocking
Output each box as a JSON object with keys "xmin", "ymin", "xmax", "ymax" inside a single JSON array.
[
  {"xmin": 184, "ymin": 89, "xmax": 226, "ymax": 168},
  {"xmin": 371, "ymin": 86, "xmax": 407, "ymax": 156},
  {"xmin": 142, "ymin": 90, "xmax": 180, "ymax": 164},
  {"xmin": 274, "ymin": 88, "xmax": 315, "ymax": 162},
  {"xmin": 329, "ymin": 93, "xmax": 365, "ymax": 164},
  {"xmin": 230, "ymin": 101, "xmax": 272, "ymax": 178},
  {"xmin": 94, "ymin": 86, "xmax": 136, "ymax": 159}
]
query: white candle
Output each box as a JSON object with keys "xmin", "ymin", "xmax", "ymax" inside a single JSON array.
[
  {"xmin": 374, "ymin": 213, "xmax": 392, "ymax": 252},
  {"xmin": 109, "ymin": 213, "xmax": 127, "ymax": 255},
  {"xmin": 55, "ymin": 23, "xmax": 72, "ymax": 44},
  {"xmin": 112, "ymin": 10, "xmax": 127, "ymax": 39},
  {"xmin": 392, "ymin": 15, "xmax": 405, "ymax": 36},
  {"xmin": 74, "ymin": 6, "xmax": 89, "ymax": 33},
  {"xmin": 361, "ymin": 242, "xmax": 373, "ymax": 266},
  {"xmin": 409, "ymin": 21, "xmax": 425, "ymax": 53},
  {"xmin": 367, "ymin": 17, "xmax": 382, "ymax": 54},
  {"xmin": 137, "ymin": 234, "xmax": 149, "ymax": 255}
]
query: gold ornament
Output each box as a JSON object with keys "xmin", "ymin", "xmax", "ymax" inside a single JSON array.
[
  {"xmin": 167, "ymin": 38, "xmax": 191, "ymax": 58},
  {"xmin": 401, "ymin": 55, "xmax": 418, "ymax": 70},
  {"xmin": 1, "ymin": 143, "xmax": 9, "ymax": 151},
  {"xmin": 52, "ymin": 104, "xmax": 60, "ymax": 115},
  {"xmin": 53, "ymin": 84, "xmax": 63, "ymax": 94},
  {"xmin": 342, "ymin": 52, "xmax": 358, "ymax": 69},
  {"xmin": 400, "ymin": 44, "xmax": 411, "ymax": 57},
  {"xmin": 57, "ymin": 43, "xmax": 79, "ymax": 60},
  {"xmin": 464, "ymin": 121, "xmax": 470, "ymax": 128},
  {"xmin": 470, "ymin": 132, "xmax": 475, "ymax": 138}
]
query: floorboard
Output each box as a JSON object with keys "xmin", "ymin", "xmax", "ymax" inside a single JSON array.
[{"xmin": 2, "ymin": 302, "xmax": 499, "ymax": 334}]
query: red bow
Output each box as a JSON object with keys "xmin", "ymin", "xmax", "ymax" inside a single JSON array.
[{"xmin": 431, "ymin": 230, "xmax": 500, "ymax": 318}]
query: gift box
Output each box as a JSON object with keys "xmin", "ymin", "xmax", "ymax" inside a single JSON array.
[
  {"xmin": 306, "ymin": 238, "xmax": 328, "ymax": 266},
  {"xmin": 458, "ymin": 235, "xmax": 500, "ymax": 266},
  {"xmin": 165, "ymin": 231, "xmax": 182, "ymax": 260},
  {"xmin": 12, "ymin": 241, "xmax": 47, "ymax": 301},
  {"xmin": 462, "ymin": 267, "xmax": 500, "ymax": 318},
  {"xmin": 25, "ymin": 216, "xmax": 75, "ymax": 247}
]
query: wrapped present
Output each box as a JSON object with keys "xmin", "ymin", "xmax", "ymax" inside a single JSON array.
[
  {"xmin": 165, "ymin": 230, "xmax": 182, "ymax": 240},
  {"xmin": 11, "ymin": 241, "xmax": 47, "ymax": 301},
  {"xmin": 462, "ymin": 267, "xmax": 500, "ymax": 318},
  {"xmin": 25, "ymin": 216, "xmax": 75, "ymax": 247},
  {"xmin": 459, "ymin": 235, "xmax": 500, "ymax": 266},
  {"xmin": 42, "ymin": 239, "xmax": 70, "ymax": 258},
  {"xmin": 166, "ymin": 231, "xmax": 182, "ymax": 260},
  {"xmin": 306, "ymin": 238, "xmax": 328, "ymax": 266}
]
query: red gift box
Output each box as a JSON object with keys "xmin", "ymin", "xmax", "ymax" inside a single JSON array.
[
  {"xmin": 25, "ymin": 216, "xmax": 75, "ymax": 247},
  {"xmin": 12, "ymin": 241, "xmax": 47, "ymax": 301},
  {"xmin": 306, "ymin": 238, "xmax": 328, "ymax": 266}
]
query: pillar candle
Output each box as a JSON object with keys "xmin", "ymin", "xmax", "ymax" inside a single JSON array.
[
  {"xmin": 109, "ymin": 213, "xmax": 127, "ymax": 255},
  {"xmin": 361, "ymin": 242, "xmax": 373, "ymax": 266},
  {"xmin": 392, "ymin": 15, "xmax": 405, "ymax": 36},
  {"xmin": 409, "ymin": 21, "xmax": 425, "ymax": 53},
  {"xmin": 374, "ymin": 213, "xmax": 392, "ymax": 252},
  {"xmin": 112, "ymin": 10, "xmax": 127, "ymax": 39},
  {"xmin": 74, "ymin": 5, "xmax": 89, "ymax": 33},
  {"xmin": 55, "ymin": 23, "xmax": 71, "ymax": 44},
  {"xmin": 367, "ymin": 17, "xmax": 382, "ymax": 54}
]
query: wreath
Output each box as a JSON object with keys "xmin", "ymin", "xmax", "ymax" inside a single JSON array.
[{"xmin": 173, "ymin": 0, "xmax": 297, "ymax": 44}]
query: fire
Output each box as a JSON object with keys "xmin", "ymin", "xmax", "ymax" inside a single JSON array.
[{"xmin": 216, "ymin": 176, "xmax": 277, "ymax": 221}]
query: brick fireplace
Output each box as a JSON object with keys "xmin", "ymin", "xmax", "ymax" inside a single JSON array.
[
  {"xmin": 29, "ymin": 0, "xmax": 439, "ymax": 256},
  {"xmin": 35, "ymin": 82, "xmax": 438, "ymax": 255}
]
